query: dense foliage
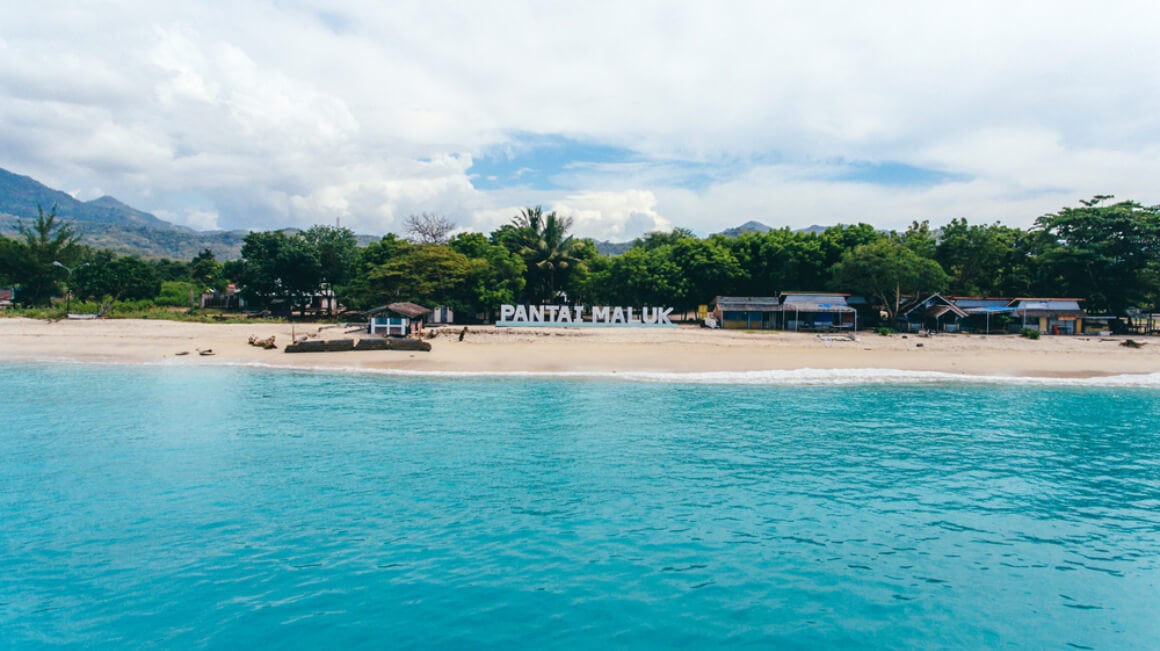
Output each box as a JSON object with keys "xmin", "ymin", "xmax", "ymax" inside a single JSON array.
[
  {"xmin": 2, "ymin": 198, "xmax": 1158, "ymax": 321},
  {"xmin": 1, "ymin": 205, "xmax": 226, "ymax": 312}
]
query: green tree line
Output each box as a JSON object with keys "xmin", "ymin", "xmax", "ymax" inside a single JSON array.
[{"xmin": 2, "ymin": 198, "xmax": 1158, "ymax": 319}]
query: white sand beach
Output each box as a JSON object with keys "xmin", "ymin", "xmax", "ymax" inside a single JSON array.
[{"xmin": 0, "ymin": 317, "xmax": 1156, "ymax": 379}]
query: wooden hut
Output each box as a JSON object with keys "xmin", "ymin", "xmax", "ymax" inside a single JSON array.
[
  {"xmin": 951, "ymin": 297, "xmax": 1087, "ymax": 334},
  {"xmin": 710, "ymin": 296, "xmax": 782, "ymax": 329},
  {"xmin": 364, "ymin": 302, "xmax": 432, "ymax": 336},
  {"xmin": 1008, "ymin": 298, "xmax": 1085, "ymax": 335},
  {"xmin": 708, "ymin": 293, "xmax": 859, "ymax": 331},
  {"xmin": 952, "ymin": 297, "xmax": 1017, "ymax": 334},
  {"xmin": 778, "ymin": 292, "xmax": 857, "ymax": 332},
  {"xmin": 897, "ymin": 294, "xmax": 968, "ymax": 332}
]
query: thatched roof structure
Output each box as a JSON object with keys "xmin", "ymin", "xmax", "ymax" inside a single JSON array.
[{"xmin": 362, "ymin": 302, "xmax": 433, "ymax": 318}]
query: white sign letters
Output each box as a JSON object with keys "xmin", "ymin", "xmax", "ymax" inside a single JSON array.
[{"xmin": 498, "ymin": 304, "xmax": 675, "ymax": 327}]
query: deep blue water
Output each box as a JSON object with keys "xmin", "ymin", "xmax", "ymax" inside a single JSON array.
[{"xmin": 2, "ymin": 362, "xmax": 1159, "ymax": 649}]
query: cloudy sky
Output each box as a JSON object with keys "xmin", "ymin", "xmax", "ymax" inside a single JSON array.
[{"xmin": 2, "ymin": 1, "xmax": 1158, "ymax": 240}]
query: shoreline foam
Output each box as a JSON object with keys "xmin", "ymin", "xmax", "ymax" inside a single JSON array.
[{"xmin": 4, "ymin": 357, "xmax": 1160, "ymax": 389}]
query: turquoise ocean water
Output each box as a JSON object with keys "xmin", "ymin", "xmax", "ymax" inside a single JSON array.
[{"xmin": 2, "ymin": 362, "xmax": 1159, "ymax": 649}]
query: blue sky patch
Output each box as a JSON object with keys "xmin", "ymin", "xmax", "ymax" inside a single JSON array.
[
  {"xmin": 469, "ymin": 133, "xmax": 639, "ymax": 190},
  {"xmin": 469, "ymin": 133, "xmax": 969, "ymax": 193},
  {"xmin": 312, "ymin": 10, "xmax": 356, "ymax": 34},
  {"xmin": 830, "ymin": 160, "xmax": 970, "ymax": 187},
  {"xmin": 469, "ymin": 133, "xmax": 792, "ymax": 192}
]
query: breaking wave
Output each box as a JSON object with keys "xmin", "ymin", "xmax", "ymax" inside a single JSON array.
[
  {"xmin": 232, "ymin": 363, "xmax": 1160, "ymax": 388},
  {"xmin": 6, "ymin": 357, "xmax": 1159, "ymax": 387}
]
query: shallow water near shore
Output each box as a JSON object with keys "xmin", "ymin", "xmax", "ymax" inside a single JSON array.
[{"xmin": 2, "ymin": 363, "xmax": 1159, "ymax": 649}]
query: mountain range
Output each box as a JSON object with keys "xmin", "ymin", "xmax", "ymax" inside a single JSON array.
[
  {"xmin": 0, "ymin": 168, "xmax": 247, "ymax": 259},
  {"xmin": 2, "ymin": 167, "xmax": 818, "ymax": 260}
]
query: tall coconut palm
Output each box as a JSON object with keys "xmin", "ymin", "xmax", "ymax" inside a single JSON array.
[{"xmin": 511, "ymin": 206, "xmax": 580, "ymax": 302}]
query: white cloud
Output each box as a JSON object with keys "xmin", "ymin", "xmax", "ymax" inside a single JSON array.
[
  {"xmin": 0, "ymin": 1, "xmax": 1158, "ymax": 241},
  {"xmin": 551, "ymin": 190, "xmax": 672, "ymax": 241},
  {"xmin": 917, "ymin": 128, "xmax": 1160, "ymax": 202},
  {"xmin": 155, "ymin": 208, "xmax": 221, "ymax": 231}
]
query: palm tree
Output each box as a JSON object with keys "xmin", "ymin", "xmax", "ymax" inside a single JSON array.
[
  {"xmin": 17, "ymin": 205, "xmax": 83, "ymax": 305},
  {"xmin": 512, "ymin": 206, "xmax": 580, "ymax": 302}
]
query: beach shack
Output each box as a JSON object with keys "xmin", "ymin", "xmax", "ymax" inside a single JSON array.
[
  {"xmin": 1008, "ymin": 298, "xmax": 1085, "ymax": 335},
  {"xmin": 709, "ymin": 293, "xmax": 859, "ymax": 331},
  {"xmin": 365, "ymin": 302, "xmax": 432, "ymax": 337},
  {"xmin": 897, "ymin": 293, "xmax": 968, "ymax": 333},
  {"xmin": 952, "ymin": 297, "xmax": 1017, "ymax": 334},
  {"xmin": 778, "ymin": 292, "xmax": 857, "ymax": 332},
  {"xmin": 710, "ymin": 296, "xmax": 782, "ymax": 330}
]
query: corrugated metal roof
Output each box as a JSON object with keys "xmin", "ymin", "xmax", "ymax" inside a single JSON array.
[
  {"xmin": 1010, "ymin": 299, "xmax": 1083, "ymax": 311},
  {"xmin": 781, "ymin": 305, "xmax": 856, "ymax": 313},
  {"xmin": 714, "ymin": 296, "xmax": 782, "ymax": 310},
  {"xmin": 962, "ymin": 306, "xmax": 1017, "ymax": 314},
  {"xmin": 781, "ymin": 294, "xmax": 851, "ymax": 306},
  {"xmin": 952, "ymin": 297, "xmax": 1012, "ymax": 309}
]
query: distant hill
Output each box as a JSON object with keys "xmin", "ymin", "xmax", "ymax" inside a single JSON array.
[
  {"xmin": 593, "ymin": 239, "xmax": 633, "ymax": 256},
  {"xmin": 0, "ymin": 167, "xmax": 250, "ymax": 259},
  {"xmin": 0, "ymin": 215, "xmax": 249, "ymax": 261},
  {"xmin": 717, "ymin": 220, "xmax": 773, "ymax": 237},
  {"xmin": 0, "ymin": 168, "xmax": 188, "ymax": 232},
  {"xmin": 593, "ymin": 220, "xmax": 806, "ymax": 256},
  {"xmin": 718, "ymin": 222, "xmax": 838, "ymax": 237}
]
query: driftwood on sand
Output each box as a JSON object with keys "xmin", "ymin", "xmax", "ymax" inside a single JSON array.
[{"xmin": 248, "ymin": 334, "xmax": 278, "ymax": 349}]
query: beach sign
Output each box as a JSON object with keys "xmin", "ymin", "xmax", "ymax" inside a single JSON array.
[{"xmin": 498, "ymin": 304, "xmax": 676, "ymax": 327}]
